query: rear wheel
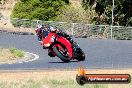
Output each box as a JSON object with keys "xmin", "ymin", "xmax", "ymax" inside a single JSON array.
[{"xmin": 53, "ymin": 46, "xmax": 70, "ymax": 62}]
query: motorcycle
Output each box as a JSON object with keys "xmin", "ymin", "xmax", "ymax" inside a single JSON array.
[{"xmin": 41, "ymin": 30, "xmax": 85, "ymax": 62}]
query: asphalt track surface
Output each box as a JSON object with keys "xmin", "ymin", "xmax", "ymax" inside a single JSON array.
[{"xmin": 0, "ymin": 33, "xmax": 132, "ymax": 70}]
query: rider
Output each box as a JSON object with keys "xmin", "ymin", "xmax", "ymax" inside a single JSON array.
[
  {"xmin": 35, "ymin": 21, "xmax": 73, "ymax": 44},
  {"xmin": 46, "ymin": 26, "xmax": 74, "ymax": 57},
  {"xmin": 35, "ymin": 21, "xmax": 44, "ymax": 41},
  {"xmin": 35, "ymin": 23, "xmax": 74, "ymax": 57}
]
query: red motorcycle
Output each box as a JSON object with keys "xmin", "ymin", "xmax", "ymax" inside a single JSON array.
[{"xmin": 41, "ymin": 31, "xmax": 85, "ymax": 62}]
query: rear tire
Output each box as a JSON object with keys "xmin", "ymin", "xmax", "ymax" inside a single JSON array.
[{"xmin": 53, "ymin": 46, "xmax": 70, "ymax": 63}]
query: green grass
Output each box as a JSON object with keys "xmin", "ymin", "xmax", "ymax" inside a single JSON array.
[
  {"xmin": 41, "ymin": 78, "xmax": 108, "ymax": 88},
  {"xmin": 9, "ymin": 48, "xmax": 24, "ymax": 57},
  {"xmin": 0, "ymin": 79, "xmax": 108, "ymax": 88},
  {"xmin": 0, "ymin": 47, "xmax": 25, "ymax": 63}
]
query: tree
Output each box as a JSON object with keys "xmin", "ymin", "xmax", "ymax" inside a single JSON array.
[
  {"xmin": 82, "ymin": 0, "xmax": 132, "ymax": 26},
  {"xmin": 11, "ymin": 0, "xmax": 69, "ymax": 20},
  {"xmin": 56, "ymin": 3, "xmax": 97, "ymax": 24},
  {"xmin": 82, "ymin": 0, "xmax": 96, "ymax": 10}
]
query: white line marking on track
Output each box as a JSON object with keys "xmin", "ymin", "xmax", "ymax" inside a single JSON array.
[{"xmin": 24, "ymin": 52, "xmax": 39, "ymax": 63}]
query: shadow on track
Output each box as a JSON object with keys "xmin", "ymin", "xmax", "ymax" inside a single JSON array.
[{"xmin": 49, "ymin": 60, "xmax": 79, "ymax": 63}]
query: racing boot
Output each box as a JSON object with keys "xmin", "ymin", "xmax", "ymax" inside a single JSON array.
[{"xmin": 48, "ymin": 50, "xmax": 55, "ymax": 57}]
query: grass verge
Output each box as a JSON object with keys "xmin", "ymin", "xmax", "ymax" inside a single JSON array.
[
  {"xmin": 0, "ymin": 69, "xmax": 131, "ymax": 88},
  {"xmin": 0, "ymin": 70, "xmax": 108, "ymax": 88},
  {"xmin": 0, "ymin": 47, "xmax": 24, "ymax": 63},
  {"xmin": 9, "ymin": 47, "xmax": 24, "ymax": 57}
]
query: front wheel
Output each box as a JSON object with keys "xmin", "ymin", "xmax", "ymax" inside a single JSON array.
[
  {"xmin": 76, "ymin": 48, "xmax": 85, "ymax": 61},
  {"xmin": 53, "ymin": 46, "xmax": 70, "ymax": 63}
]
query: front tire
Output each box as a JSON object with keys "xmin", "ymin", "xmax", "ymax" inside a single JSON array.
[
  {"xmin": 53, "ymin": 46, "xmax": 70, "ymax": 62},
  {"xmin": 76, "ymin": 48, "xmax": 85, "ymax": 61}
]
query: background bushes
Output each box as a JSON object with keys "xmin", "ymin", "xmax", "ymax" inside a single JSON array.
[{"xmin": 11, "ymin": 0, "xmax": 69, "ymax": 20}]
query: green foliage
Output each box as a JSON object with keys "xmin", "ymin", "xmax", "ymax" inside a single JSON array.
[
  {"xmin": 82, "ymin": 0, "xmax": 132, "ymax": 26},
  {"xmin": 9, "ymin": 48, "xmax": 16, "ymax": 54},
  {"xmin": 10, "ymin": 18, "xmax": 22, "ymax": 27},
  {"xmin": 11, "ymin": 0, "xmax": 68, "ymax": 21},
  {"xmin": 15, "ymin": 50, "xmax": 24, "ymax": 57},
  {"xmin": 127, "ymin": 17, "xmax": 132, "ymax": 26},
  {"xmin": 82, "ymin": 0, "xmax": 96, "ymax": 10},
  {"xmin": 11, "ymin": 18, "xmax": 32, "ymax": 28},
  {"xmin": 112, "ymin": 27, "xmax": 132, "ymax": 40},
  {"xmin": 56, "ymin": 5, "xmax": 96, "ymax": 24},
  {"xmin": 9, "ymin": 48, "xmax": 24, "ymax": 57},
  {"xmin": 20, "ymin": 0, "xmax": 28, "ymax": 2},
  {"xmin": 21, "ymin": 19, "xmax": 31, "ymax": 28}
]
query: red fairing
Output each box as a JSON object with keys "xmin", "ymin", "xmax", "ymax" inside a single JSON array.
[
  {"xmin": 42, "ymin": 32, "xmax": 56, "ymax": 46},
  {"xmin": 56, "ymin": 37, "xmax": 72, "ymax": 59}
]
